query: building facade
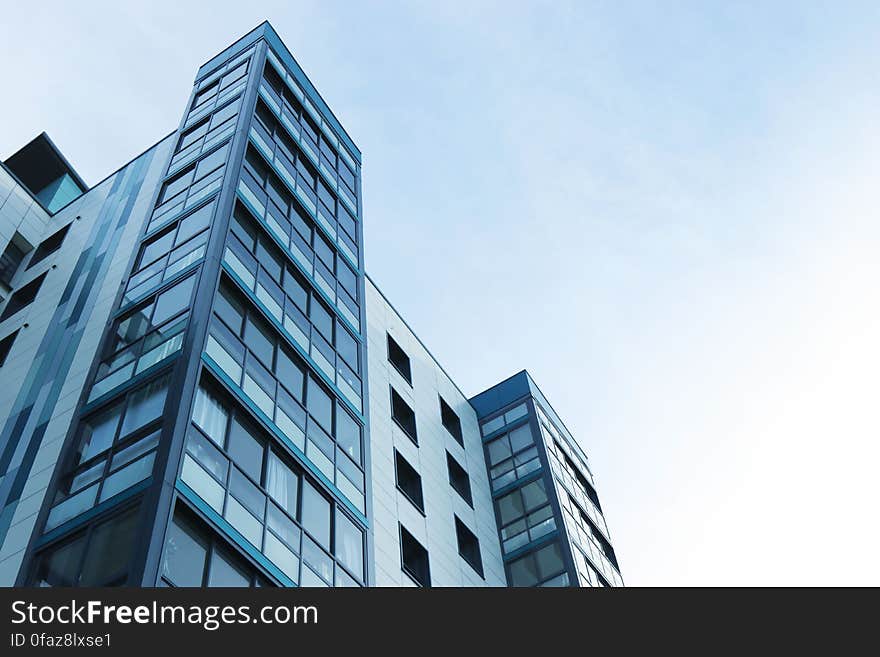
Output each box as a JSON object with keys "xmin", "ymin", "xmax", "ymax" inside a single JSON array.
[{"xmin": 0, "ymin": 22, "xmax": 621, "ymax": 588}]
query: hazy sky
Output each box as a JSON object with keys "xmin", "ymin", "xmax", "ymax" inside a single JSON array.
[{"xmin": 3, "ymin": 1, "xmax": 879, "ymax": 585}]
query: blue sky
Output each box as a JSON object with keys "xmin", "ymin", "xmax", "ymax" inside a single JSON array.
[{"xmin": 3, "ymin": 1, "xmax": 879, "ymax": 585}]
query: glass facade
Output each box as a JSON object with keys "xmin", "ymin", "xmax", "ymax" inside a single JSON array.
[{"xmin": 471, "ymin": 371, "xmax": 624, "ymax": 587}]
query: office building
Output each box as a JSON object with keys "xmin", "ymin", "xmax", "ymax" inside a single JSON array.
[{"xmin": 0, "ymin": 22, "xmax": 621, "ymax": 588}]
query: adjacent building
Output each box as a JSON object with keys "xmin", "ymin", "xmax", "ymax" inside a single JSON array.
[{"xmin": 0, "ymin": 22, "xmax": 622, "ymax": 588}]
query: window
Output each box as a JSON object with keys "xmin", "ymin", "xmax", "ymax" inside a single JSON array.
[
  {"xmin": 0, "ymin": 232, "xmax": 30, "ymax": 287},
  {"xmin": 486, "ymin": 423, "xmax": 540, "ymax": 490},
  {"xmin": 0, "ymin": 272, "xmax": 47, "ymax": 321},
  {"xmin": 390, "ymin": 388, "xmax": 417, "ymax": 444},
  {"xmin": 306, "ymin": 377, "xmax": 332, "ymax": 431},
  {"xmin": 301, "ymin": 479, "xmax": 331, "ymax": 548},
  {"xmin": 27, "ymin": 224, "xmax": 71, "ymax": 270},
  {"xmin": 335, "ymin": 512, "xmax": 364, "ymax": 581},
  {"xmin": 387, "ymin": 334, "xmax": 411, "ymax": 384},
  {"xmin": 151, "ymin": 275, "xmax": 196, "ymax": 326},
  {"xmin": 161, "ymin": 509, "xmax": 271, "ymax": 587},
  {"xmin": 400, "ymin": 525, "xmax": 430, "ymax": 587},
  {"xmin": 335, "ymin": 405, "xmax": 361, "ymax": 464},
  {"xmin": 455, "ymin": 517, "xmax": 483, "ymax": 577},
  {"xmin": 395, "ymin": 450, "xmax": 423, "ymax": 512},
  {"xmin": 496, "ymin": 479, "xmax": 555, "ymax": 554},
  {"xmin": 76, "ymin": 375, "xmax": 169, "ymax": 465},
  {"xmin": 158, "ymin": 166, "xmax": 194, "ymax": 204},
  {"xmin": 447, "ymin": 453, "xmax": 472, "ymax": 506},
  {"xmin": 183, "ymin": 380, "xmax": 365, "ymax": 584},
  {"xmin": 227, "ymin": 415, "xmax": 265, "ymax": 481},
  {"xmin": 507, "ymin": 541, "xmax": 567, "ymax": 587},
  {"xmin": 0, "ymin": 330, "xmax": 18, "ymax": 367},
  {"xmin": 32, "ymin": 507, "xmax": 141, "ymax": 587},
  {"xmin": 439, "ymin": 396, "xmax": 463, "ymax": 444}
]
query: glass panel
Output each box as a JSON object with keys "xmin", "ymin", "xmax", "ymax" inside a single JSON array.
[
  {"xmin": 487, "ymin": 435, "xmax": 512, "ymax": 465},
  {"xmin": 119, "ymin": 376, "xmax": 168, "ymax": 437},
  {"xmin": 78, "ymin": 403, "xmax": 123, "ymax": 463},
  {"xmin": 301, "ymin": 480, "xmax": 330, "ymax": 548},
  {"xmin": 227, "ymin": 416, "xmax": 265, "ymax": 482},
  {"xmin": 335, "ymin": 511, "xmax": 363, "ymax": 581},
  {"xmin": 152, "ymin": 276, "xmax": 195, "ymax": 327},
  {"xmin": 78, "ymin": 509, "xmax": 139, "ymax": 586},
  {"xmin": 162, "ymin": 515, "xmax": 207, "ymax": 586},
  {"xmin": 306, "ymin": 377, "xmax": 332, "ymax": 431},
  {"xmin": 265, "ymin": 452, "xmax": 298, "ymax": 517},
  {"xmin": 208, "ymin": 549, "xmax": 251, "ymax": 587},
  {"xmin": 191, "ymin": 386, "xmax": 228, "ymax": 447}
]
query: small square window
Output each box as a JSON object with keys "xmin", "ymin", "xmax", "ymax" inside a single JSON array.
[
  {"xmin": 27, "ymin": 224, "xmax": 71, "ymax": 270},
  {"xmin": 400, "ymin": 525, "xmax": 430, "ymax": 587},
  {"xmin": 455, "ymin": 516, "xmax": 483, "ymax": 578},
  {"xmin": 439, "ymin": 396, "xmax": 463, "ymax": 444},
  {"xmin": 395, "ymin": 450, "xmax": 424, "ymax": 512},
  {"xmin": 0, "ymin": 330, "xmax": 19, "ymax": 367},
  {"xmin": 0, "ymin": 273, "xmax": 47, "ymax": 321},
  {"xmin": 390, "ymin": 388, "xmax": 417, "ymax": 444},
  {"xmin": 387, "ymin": 334, "xmax": 411, "ymax": 384},
  {"xmin": 447, "ymin": 453, "xmax": 472, "ymax": 507}
]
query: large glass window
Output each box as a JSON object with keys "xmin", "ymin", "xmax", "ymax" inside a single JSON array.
[
  {"xmin": 486, "ymin": 423, "xmax": 540, "ymax": 490},
  {"xmin": 32, "ymin": 507, "xmax": 140, "ymax": 587},
  {"xmin": 507, "ymin": 541, "xmax": 566, "ymax": 587},
  {"xmin": 161, "ymin": 509, "xmax": 270, "ymax": 587},
  {"xmin": 181, "ymin": 380, "xmax": 365, "ymax": 585}
]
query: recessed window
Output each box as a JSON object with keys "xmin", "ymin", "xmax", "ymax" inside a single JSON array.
[
  {"xmin": 439, "ymin": 396, "xmax": 463, "ymax": 444},
  {"xmin": 387, "ymin": 334, "xmax": 411, "ymax": 384},
  {"xmin": 447, "ymin": 452, "xmax": 472, "ymax": 507},
  {"xmin": 395, "ymin": 450, "xmax": 424, "ymax": 512},
  {"xmin": 27, "ymin": 224, "xmax": 71, "ymax": 270},
  {"xmin": 455, "ymin": 516, "xmax": 483, "ymax": 578},
  {"xmin": 0, "ymin": 272, "xmax": 47, "ymax": 321},
  {"xmin": 0, "ymin": 330, "xmax": 18, "ymax": 367},
  {"xmin": 390, "ymin": 387, "xmax": 417, "ymax": 444},
  {"xmin": 0, "ymin": 232, "xmax": 30, "ymax": 288},
  {"xmin": 400, "ymin": 525, "xmax": 430, "ymax": 587}
]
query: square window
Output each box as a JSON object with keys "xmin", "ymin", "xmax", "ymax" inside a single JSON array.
[
  {"xmin": 455, "ymin": 516, "xmax": 483, "ymax": 578},
  {"xmin": 27, "ymin": 224, "xmax": 71, "ymax": 270},
  {"xmin": 439, "ymin": 396, "xmax": 463, "ymax": 444},
  {"xmin": 390, "ymin": 388, "xmax": 417, "ymax": 444},
  {"xmin": 400, "ymin": 525, "xmax": 430, "ymax": 587},
  {"xmin": 1, "ymin": 272, "xmax": 47, "ymax": 321},
  {"xmin": 0, "ymin": 330, "xmax": 19, "ymax": 367},
  {"xmin": 395, "ymin": 450, "xmax": 423, "ymax": 512},
  {"xmin": 386, "ymin": 334, "xmax": 411, "ymax": 384},
  {"xmin": 446, "ymin": 453, "xmax": 472, "ymax": 507}
]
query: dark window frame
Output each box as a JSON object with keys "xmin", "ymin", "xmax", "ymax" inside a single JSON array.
[
  {"xmin": 439, "ymin": 396, "xmax": 463, "ymax": 445},
  {"xmin": 399, "ymin": 524, "xmax": 431, "ymax": 587},
  {"xmin": 0, "ymin": 272, "xmax": 47, "ymax": 321},
  {"xmin": 454, "ymin": 516, "xmax": 484, "ymax": 578},
  {"xmin": 446, "ymin": 452, "xmax": 473, "ymax": 507},
  {"xmin": 394, "ymin": 450, "xmax": 424, "ymax": 514},
  {"xmin": 386, "ymin": 334, "xmax": 412, "ymax": 385},
  {"xmin": 26, "ymin": 223, "xmax": 71, "ymax": 270},
  {"xmin": 0, "ymin": 330, "xmax": 19, "ymax": 367},
  {"xmin": 390, "ymin": 387, "xmax": 418, "ymax": 445}
]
